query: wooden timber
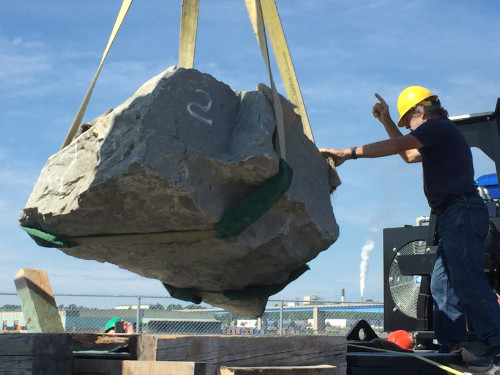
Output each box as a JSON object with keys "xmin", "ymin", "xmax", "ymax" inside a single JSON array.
[
  {"xmin": 131, "ymin": 334, "xmax": 347, "ymax": 375},
  {"xmin": 14, "ymin": 268, "xmax": 64, "ymax": 333},
  {"xmin": 71, "ymin": 333, "xmax": 132, "ymax": 352},
  {"xmin": 72, "ymin": 359, "xmax": 206, "ymax": 375},
  {"xmin": 0, "ymin": 332, "xmax": 345, "ymax": 374},
  {"xmin": 0, "ymin": 333, "xmax": 72, "ymax": 374}
]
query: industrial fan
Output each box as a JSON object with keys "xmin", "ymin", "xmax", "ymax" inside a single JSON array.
[
  {"xmin": 383, "ymin": 225, "xmax": 433, "ymax": 332},
  {"xmin": 387, "ymin": 240, "xmax": 426, "ymax": 319}
]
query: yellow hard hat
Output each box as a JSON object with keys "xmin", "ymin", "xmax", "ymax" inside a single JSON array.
[{"xmin": 397, "ymin": 86, "xmax": 438, "ymax": 127}]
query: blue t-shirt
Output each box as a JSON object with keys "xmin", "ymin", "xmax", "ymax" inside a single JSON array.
[{"xmin": 410, "ymin": 116, "xmax": 476, "ymax": 209}]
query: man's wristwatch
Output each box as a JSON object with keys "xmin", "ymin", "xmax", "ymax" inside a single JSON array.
[{"xmin": 351, "ymin": 146, "xmax": 357, "ymax": 160}]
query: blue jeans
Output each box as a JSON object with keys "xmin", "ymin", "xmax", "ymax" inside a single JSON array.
[{"xmin": 431, "ymin": 196, "xmax": 500, "ymax": 352}]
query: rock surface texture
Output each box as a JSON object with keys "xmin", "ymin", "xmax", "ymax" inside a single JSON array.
[{"xmin": 20, "ymin": 67, "xmax": 339, "ymax": 317}]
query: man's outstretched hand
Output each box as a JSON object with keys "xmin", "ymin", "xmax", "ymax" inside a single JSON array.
[{"xmin": 319, "ymin": 148, "xmax": 349, "ymax": 167}]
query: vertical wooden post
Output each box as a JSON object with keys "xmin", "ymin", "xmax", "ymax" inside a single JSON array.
[
  {"xmin": 279, "ymin": 300, "xmax": 284, "ymax": 334},
  {"xmin": 257, "ymin": 316, "xmax": 268, "ymax": 331},
  {"xmin": 14, "ymin": 268, "xmax": 64, "ymax": 333},
  {"xmin": 312, "ymin": 307, "xmax": 325, "ymax": 334}
]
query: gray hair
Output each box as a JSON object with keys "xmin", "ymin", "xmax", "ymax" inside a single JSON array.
[{"xmin": 412, "ymin": 98, "xmax": 448, "ymax": 118}]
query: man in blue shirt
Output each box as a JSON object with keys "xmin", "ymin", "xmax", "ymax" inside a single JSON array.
[{"xmin": 320, "ymin": 86, "xmax": 500, "ymax": 353}]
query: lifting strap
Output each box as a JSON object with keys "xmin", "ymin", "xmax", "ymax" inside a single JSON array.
[
  {"xmin": 178, "ymin": 0, "xmax": 199, "ymax": 68},
  {"xmin": 248, "ymin": 0, "xmax": 314, "ymax": 143},
  {"xmin": 61, "ymin": 0, "xmax": 134, "ymax": 149},
  {"xmin": 245, "ymin": 0, "xmax": 286, "ymax": 159}
]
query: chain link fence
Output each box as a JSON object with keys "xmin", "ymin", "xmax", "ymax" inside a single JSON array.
[{"xmin": 0, "ymin": 291, "xmax": 383, "ymax": 336}]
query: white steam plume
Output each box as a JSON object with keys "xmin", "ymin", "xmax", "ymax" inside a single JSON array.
[{"xmin": 360, "ymin": 239, "xmax": 375, "ymax": 300}]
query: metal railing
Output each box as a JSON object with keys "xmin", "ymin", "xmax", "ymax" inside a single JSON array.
[{"xmin": 0, "ymin": 292, "xmax": 383, "ymax": 336}]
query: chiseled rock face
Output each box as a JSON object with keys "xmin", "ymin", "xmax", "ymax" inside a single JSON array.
[{"xmin": 20, "ymin": 66, "xmax": 339, "ymax": 317}]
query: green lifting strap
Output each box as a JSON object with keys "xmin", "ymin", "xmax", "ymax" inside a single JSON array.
[
  {"xmin": 162, "ymin": 264, "xmax": 309, "ymax": 305},
  {"xmin": 20, "ymin": 226, "xmax": 72, "ymax": 248},
  {"xmin": 216, "ymin": 158, "xmax": 293, "ymax": 239}
]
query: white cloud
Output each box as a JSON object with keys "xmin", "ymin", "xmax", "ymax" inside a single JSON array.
[
  {"xmin": 0, "ymin": 34, "xmax": 52, "ymax": 98},
  {"xmin": 0, "ymin": 169, "xmax": 38, "ymax": 190}
]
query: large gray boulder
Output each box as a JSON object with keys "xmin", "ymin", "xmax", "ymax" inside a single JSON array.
[{"xmin": 20, "ymin": 66, "xmax": 339, "ymax": 317}]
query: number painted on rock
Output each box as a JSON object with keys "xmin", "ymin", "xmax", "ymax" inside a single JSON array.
[{"xmin": 187, "ymin": 89, "xmax": 213, "ymax": 125}]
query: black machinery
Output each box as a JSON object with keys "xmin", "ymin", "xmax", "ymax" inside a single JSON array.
[{"xmin": 383, "ymin": 99, "xmax": 500, "ymax": 348}]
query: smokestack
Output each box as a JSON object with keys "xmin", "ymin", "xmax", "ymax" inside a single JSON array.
[{"xmin": 341, "ymin": 288, "xmax": 345, "ymax": 302}]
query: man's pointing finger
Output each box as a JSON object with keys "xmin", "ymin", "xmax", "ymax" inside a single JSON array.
[{"xmin": 374, "ymin": 93, "xmax": 387, "ymax": 106}]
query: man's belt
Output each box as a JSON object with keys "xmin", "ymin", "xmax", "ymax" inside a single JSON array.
[{"xmin": 433, "ymin": 191, "xmax": 480, "ymax": 216}]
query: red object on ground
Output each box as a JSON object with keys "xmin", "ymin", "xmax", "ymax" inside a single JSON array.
[{"xmin": 387, "ymin": 330, "xmax": 414, "ymax": 350}]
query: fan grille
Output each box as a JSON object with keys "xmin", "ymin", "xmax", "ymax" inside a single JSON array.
[{"xmin": 388, "ymin": 240, "xmax": 426, "ymax": 318}]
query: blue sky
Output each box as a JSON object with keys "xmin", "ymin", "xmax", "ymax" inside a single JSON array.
[{"xmin": 1, "ymin": 1, "xmax": 500, "ymax": 303}]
